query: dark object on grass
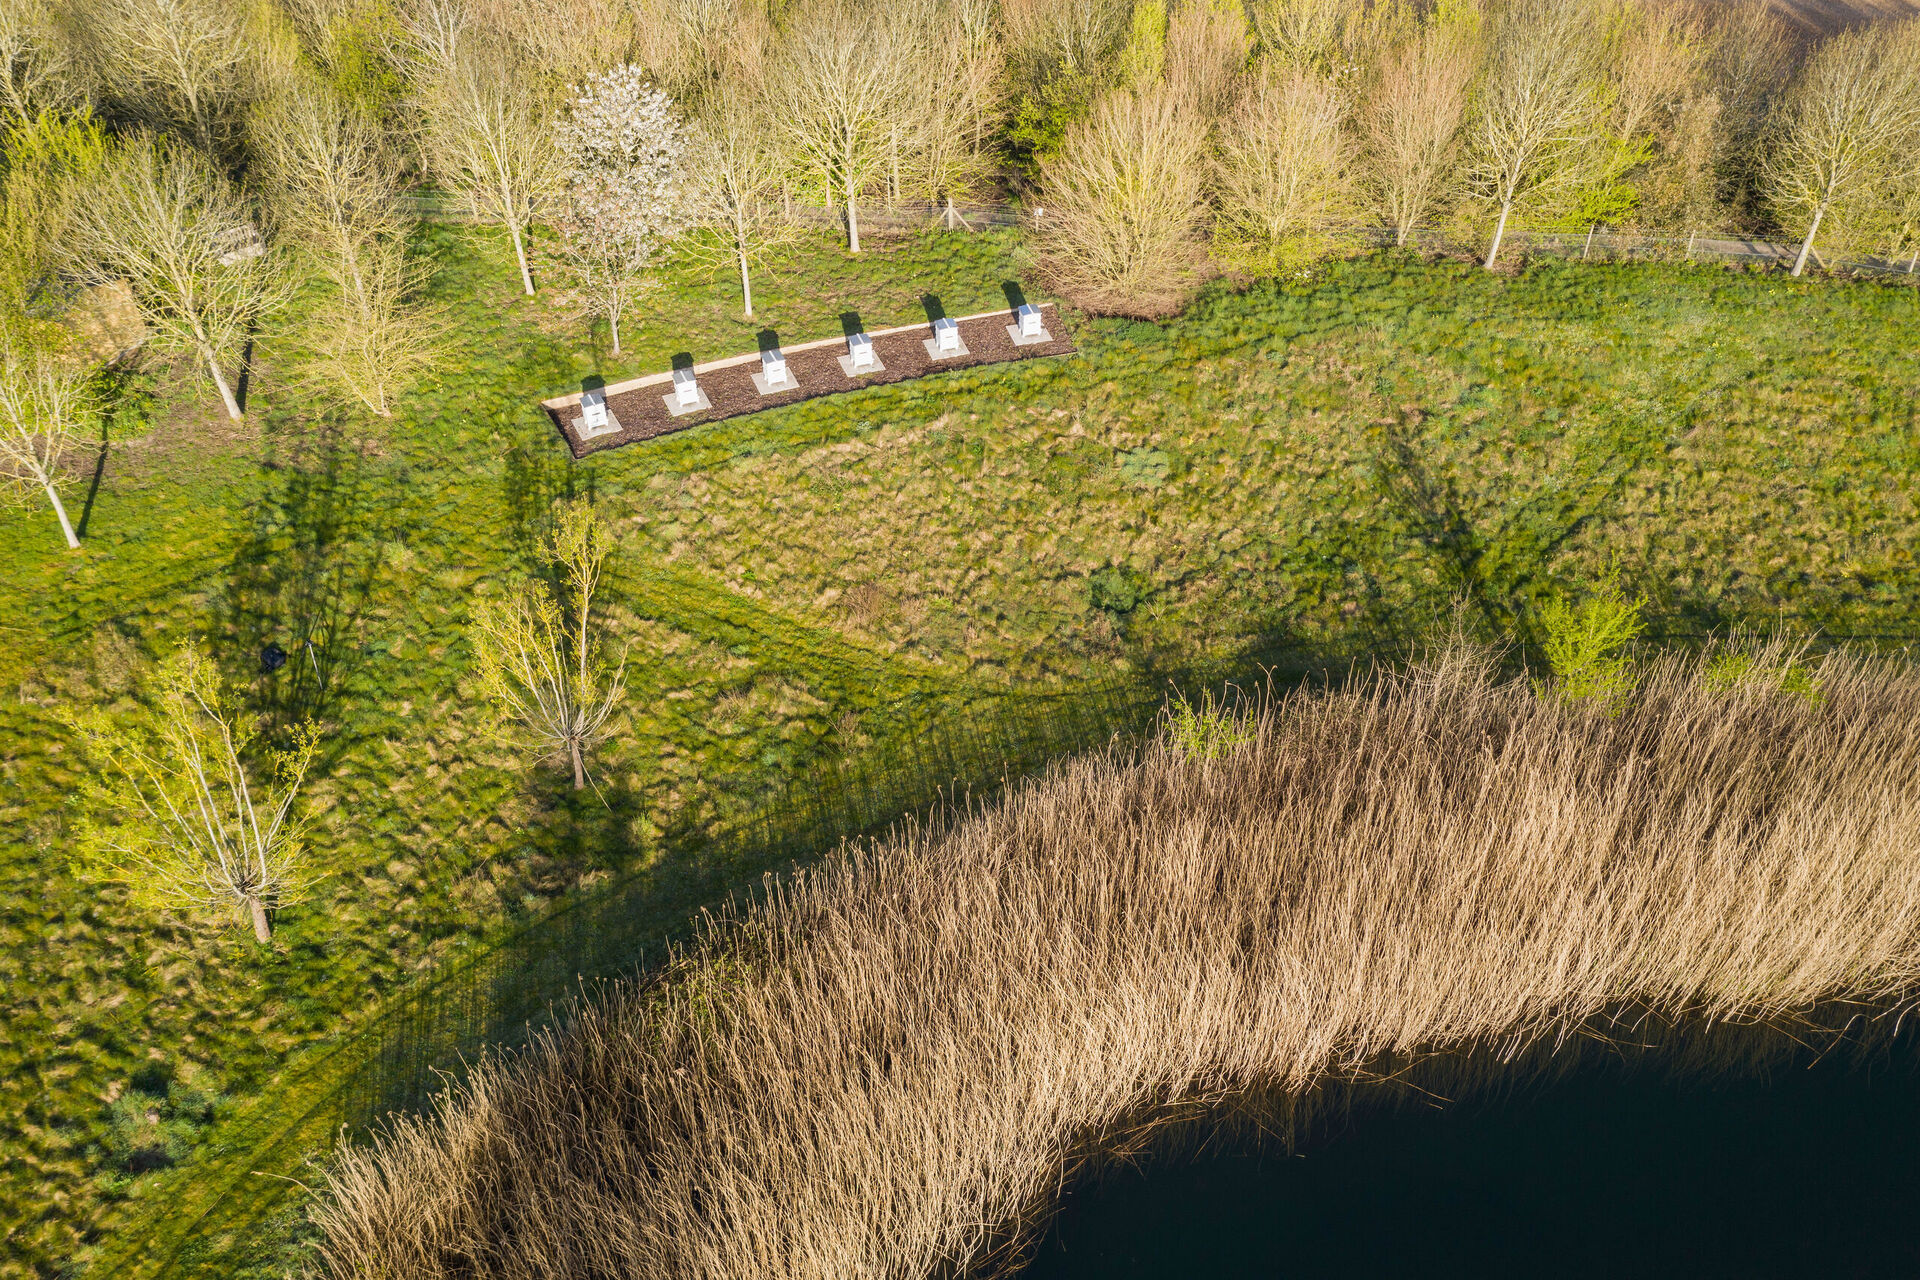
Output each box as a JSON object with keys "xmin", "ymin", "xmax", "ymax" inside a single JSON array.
[{"xmin": 261, "ymin": 643, "xmax": 287, "ymax": 673}]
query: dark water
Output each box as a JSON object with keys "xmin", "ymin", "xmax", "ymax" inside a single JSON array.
[{"xmin": 1024, "ymin": 1061, "xmax": 1920, "ymax": 1279}]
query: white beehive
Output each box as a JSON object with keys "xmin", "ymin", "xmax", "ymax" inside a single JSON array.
[
  {"xmin": 762, "ymin": 348, "xmax": 790, "ymax": 386},
  {"xmin": 673, "ymin": 368, "xmax": 701, "ymax": 407},
  {"xmin": 849, "ymin": 332, "xmax": 875, "ymax": 367},
  {"xmin": 933, "ymin": 316, "xmax": 960, "ymax": 352},
  {"xmin": 1017, "ymin": 304, "xmax": 1043, "ymax": 337},
  {"xmin": 581, "ymin": 389, "xmax": 609, "ymax": 429}
]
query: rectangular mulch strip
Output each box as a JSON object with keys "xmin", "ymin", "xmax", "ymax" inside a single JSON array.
[{"xmin": 542, "ymin": 304, "xmax": 1078, "ymax": 459}]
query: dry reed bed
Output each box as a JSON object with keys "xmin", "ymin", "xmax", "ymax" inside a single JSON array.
[{"xmin": 316, "ymin": 646, "xmax": 1920, "ymax": 1280}]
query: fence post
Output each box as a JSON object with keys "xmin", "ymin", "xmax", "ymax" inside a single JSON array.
[
  {"xmin": 1582, "ymin": 224, "xmax": 1596, "ymax": 262},
  {"xmin": 1686, "ymin": 229, "xmax": 1696, "ymax": 260}
]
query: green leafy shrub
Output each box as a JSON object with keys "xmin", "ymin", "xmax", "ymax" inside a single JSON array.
[
  {"xmin": 1704, "ymin": 648, "xmax": 1823, "ymax": 705},
  {"xmin": 1088, "ymin": 565, "xmax": 1151, "ymax": 614},
  {"xmin": 1164, "ymin": 689, "xmax": 1254, "ymax": 759},
  {"xmin": 1534, "ymin": 569, "xmax": 1645, "ymax": 709},
  {"xmin": 103, "ymin": 1066, "xmax": 223, "ymax": 1175}
]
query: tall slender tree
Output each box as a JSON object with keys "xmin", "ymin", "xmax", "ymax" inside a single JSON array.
[
  {"xmin": 470, "ymin": 498, "xmax": 629, "ymax": 792},
  {"xmin": 0, "ymin": 340, "xmax": 91, "ymax": 549},
  {"xmin": 83, "ymin": 0, "xmax": 268, "ymax": 162},
  {"xmin": 1362, "ymin": 11, "xmax": 1479, "ymax": 246},
  {"xmin": 1038, "ymin": 85, "xmax": 1211, "ymax": 315},
  {"xmin": 685, "ymin": 84, "xmax": 795, "ymax": 320},
  {"xmin": 552, "ymin": 65, "xmax": 690, "ymax": 354},
  {"xmin": 68, "ymin": 642, "xmax": 319, "ymax": 944},
  {"xmin": 1466, "ymin": 0, "xmax": 1602, "ymax": 269},
  {"xmin": 0, "ymin": 0, "xmax": 79, "ymax": 125},
  {"xmin": 769, "ymin": 0, "xmax": 913, "ymax": 253},
  {"xmin": 254, "ymin": 78, "xmax": 439, "ymax": 416},
  {"xmin": 1765, "ymin": 19, "xmax": 1920, "ymax": 277},
  {"xmin": 1213, "ymin": 66, "xmax": 1352, "ymax": 273},
  {"xmin": 68, "ymin": 133, "xmax": 280, "ymax": 420},
  {"xmin": 411, "ymin": 34, "xmax": 564, "ymax": 294}
]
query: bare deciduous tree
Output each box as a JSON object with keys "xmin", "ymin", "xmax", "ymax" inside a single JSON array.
[
  {"xmin": 1037, "ymin": 85, "xmax": 1211, "ymax": 315},
  {"xmin": 253, "ymin": 77, "xmax": 407, "ymax": 289},
  {"xmin": 1116, "ymin": 0, "xmax": 1167, "ymax": 88},
  {"xmin": 299, "ymin": 236, "xmax": 442, "ymax": 417},
  {"xmin": 0, "ymin": 0, "xmax": 80, "ymax": 125},
  {"xmin": 254, "ymin": 78, "xmax": 440, "ymax": 416},
  {"xmin": 1246, "ymin": 0, "xmax": 1357, "ymax": 68},
  {"xmin": 83, "ymin": 0, "xmax": 266, "ymax": 160},
  {"xmin": 410, "ymin": 34, "xmax": 564, "ymax": 293},
  {"xmin": 1466, "ymin": 0, "xmax": 1602, "ymax": 268},
  {"xmin": 470, "ymin": 498, "xmax": 629, "ymax": 792},
  {"xmin": 685, "ymin": 85, "xmax": 797, "ymax": 320},
  {"xmin": 1764, "ymin": 19, "xmax": 1920, "ymax": 277},
  {"xmin": 1363, "ymin": 15, "xmax": 1478, "ymax": 245},
  {"xmin": 476, "ymin": 0, "xmax": 631, "ymax": 81},
  {"xmin": 0, "ymin": 340, "xmax": 92, "ymax": 549},
  {"xmin": 1, "ymin": 106, "xmax": 108, "ymax": 319},
  {"xmin": 1166, "ymin": 0, "xmax": 1251, "ymax": 119},
  {"xmin": 68, "ymin": 133, "xmax": 281, "ymax": 420},
  {"xmin": 1213, "ymin": 66, "xmax": 1351, "ymax": 273},
  {"xmin": 769, "ymin": 0, "xmax": 912, "ymax": 253},
  {"xmin": 68, "ymin": 641, "xmax": 319, "ymax": 944},
  {"xmin": 553, "ymin": 65, "xmax": 690, "ymax": 355},
  {"xmin": 1000, "ymin": 0, "xmax": 1132, "ymax": 81},
  {"xmin": 895, "ymin": 0, "xmax": 1003, "ymax": 205},
  {"xmin": 1701, "ymin": 1, "xmax": 1789, "ymax": 225}
]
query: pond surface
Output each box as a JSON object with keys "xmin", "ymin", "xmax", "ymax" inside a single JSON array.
[{"xmin": 1024, "ymin": 1060, "xmax": 1920, "ymax": 1279}]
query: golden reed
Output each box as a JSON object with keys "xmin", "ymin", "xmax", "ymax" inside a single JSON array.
[{"xmin": 315, "ymin": 644, "xmax": 1920, "ymax": 1279}]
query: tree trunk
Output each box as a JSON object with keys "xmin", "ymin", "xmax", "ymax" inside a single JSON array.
[
  {"xmin": 509, "ymin": 217, "xmax": 535, "ymax": 295},
  {"xmin": 207, "ymin": 351, "xmax": 243, "ymax": 419},
  {"xmin": 1791, "ymin": 204, "xmax": 1825, "ymax": 278},
  {"xmin": 44, "ymin": 481, "xmax": 79, "ymax": 550},
  {"xmin": 1485, "ymin": 196, "xmax": 1513, "ymax": 270},
  {"xmin": 609, "ymin": 299, "xmax": 623, "ymax": 355},
  {"xmin": 570, "ymin": 738, "xmax": 586, "ymax": 791},
  {"xmin": 248, "ymin": 896, "xmax": 271, "ymax": 943},
  {"xmin": 847, "ymin": 183, "xmax": 862, "ymax": 254},
  {"xmin": 738, "ymin": 241, "xmax": 755, "ymax": 319}
]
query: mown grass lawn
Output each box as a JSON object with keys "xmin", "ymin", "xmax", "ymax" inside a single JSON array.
[{"xmin": 2, "ymin": 222, "xmax": 1917, "ymax": 1277}]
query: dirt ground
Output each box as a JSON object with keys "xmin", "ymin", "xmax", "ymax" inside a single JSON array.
[{"xmin": 544, "ymin": 306, "xmax": 1077, "ymax": 459}]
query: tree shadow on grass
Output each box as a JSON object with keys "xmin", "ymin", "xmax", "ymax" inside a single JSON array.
[
  {"xmin": 1369, "ymin": 410, "xmax": 1655, "ymax": 653},
  {"xmin": 216, "ymin": 421, "xmax": 397, "ymax": 739}
]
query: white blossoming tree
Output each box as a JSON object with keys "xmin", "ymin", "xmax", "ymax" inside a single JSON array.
[{"xmin": 553, "ymin": 65, "xmax": 690, "ymax": 355}]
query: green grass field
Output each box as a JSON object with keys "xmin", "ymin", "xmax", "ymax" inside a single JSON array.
[{"xmin": 2, "ymin": 222, "xmax": 1917, "ymax": 1277}]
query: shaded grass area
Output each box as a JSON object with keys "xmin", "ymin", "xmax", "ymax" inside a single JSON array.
[{"xmin": 0, "ymin": 223, "xmax": 1915, "ymax": 1277}]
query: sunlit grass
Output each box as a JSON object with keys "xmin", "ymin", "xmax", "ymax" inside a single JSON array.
[{"xmin": 0, "ymin": 227, "xmax": 1915, "ymax": 1276}]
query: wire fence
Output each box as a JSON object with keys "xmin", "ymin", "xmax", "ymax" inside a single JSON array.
[
  {"xmin": 395, "ymin": 188, "xmax": 1920, "ymax": 277},
  {"xmin": 88, "ymin": 670, "xmax": 1196, "ymax": 1279}
]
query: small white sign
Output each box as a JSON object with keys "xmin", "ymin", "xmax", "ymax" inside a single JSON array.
[
  {"xmin": 673, "ymin": 368, "xmax": 700, "ymax": 406},
  {"xmin": 933, "ymin": 317, "xmax": 959, "ymax": 352},
  {"xmin": 849, "ymin": 333, "xmax": 875, "ymax": 367},
  {"xmin": 1017, "ymin": 304, "xmax": 1043, "ymax": 337}
]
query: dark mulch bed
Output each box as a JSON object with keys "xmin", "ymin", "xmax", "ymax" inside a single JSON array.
[{"xmin": 543, "ymin": 304, "xmax": 1077, "ymax": 458}]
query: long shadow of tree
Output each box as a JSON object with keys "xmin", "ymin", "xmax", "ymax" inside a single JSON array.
[
  {"xmin": 215, "ymin": 422, "xmax": 399, "ymax": 739},
  {"xmin": 1371, "ymin": 405, "xmax": 1662, "ymax": 654}
]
